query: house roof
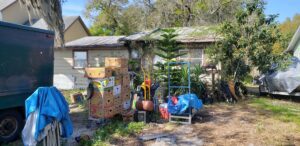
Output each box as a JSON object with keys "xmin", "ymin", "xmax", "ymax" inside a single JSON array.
[
  {"xmin": 0, "ymin": 0, "xmax": 16, "ymax": 11},
  {"xmin": 285, "ymin": 26, "xmax": 300, "ymax": 53},
  {"xmin": 31, "ymin": 16, "xmax": 90, "ymax": 35},
  {"xmin": 121, "ymin": 26, "xmax": 219, "ymax": 43},
  {"xmin": 64, "ymin": 36, "xmax": 125, "ymax": 48}
]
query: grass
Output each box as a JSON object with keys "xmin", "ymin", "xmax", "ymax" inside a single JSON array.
[
  {"xmin": 250, "ymin": 97, "xmax": 300, "ymax": 126},
  {"xmin": 79, "ymin": 121, "xmax": 146, "ymax": 146}
]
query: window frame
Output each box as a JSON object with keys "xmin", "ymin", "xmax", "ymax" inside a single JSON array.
[
  {"xmin": 73, "ymin": 50, "xmax": 88, "ymax": 69},
  {"xmin": 178, "ymin": 49, "xmax": 204, "ymax": 66}
]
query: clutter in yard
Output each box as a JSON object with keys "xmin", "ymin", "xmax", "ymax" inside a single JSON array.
[
  {"xmin": 22, "ymin": 87, "xmax": 73, "ymax": 146},
  {"xmin": 85, "ymin": 57, "xmax": 131, "ymax": 120},
  {"xmin": 167, "ymin": 62, "xmax": 203, "ymax": 124},
  {"xmin": 70, "ymin": 92, "xmax": 84, "ymax": 104},
  {"xmin": 260, "ymin": 57, "xmax": 300, "ymax": 95}
]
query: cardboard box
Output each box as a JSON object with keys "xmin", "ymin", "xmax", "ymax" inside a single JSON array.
[
  {"xmin": 107, "ymin": 67, "xmax": 128, "ymax": 76},
  {"xmin": 114, "ymin": 104, "xmax": 123, "ymax": 114},
  {"xmin": 121, "ymin": 85, "xmax": 130, "ymax": 94},
  {"xmin": 93, "ymin": 77, "xmax": 115, "ymax": 88},
  {"xmin": 105, "ymin": 57, "xmax": 128, "ymax": 68},
  {"xmin": 85, "ymin": 67, "xmax": 112, "ymax": 79},
  {"xmin": 103, "ymin": 96, "xmax": 114, "ymax": 108},
  {"xmin": 114, "ymin": 76, "xmax": 122, "ymax": 85},
  {"xmin": 113, "ymin": 85, "xmax": 122, "ymax": 96},
  {"xmin": 122, "ymin": 73, "xmax": 130, "ymax": 86},
  {"xmin": 104, "ymin": 106, "xmax": 115, "ymax": 118},
  {"xmin": 93, "ymin": 88, "xmax": 113, "ymax": 97},
  {"xmin": 89, "ymin": 103, "xmax": 103, "ymax": 118},
  {"xmin": 121, "ymin": 91, "xmax": 130, "ymax": 100}
]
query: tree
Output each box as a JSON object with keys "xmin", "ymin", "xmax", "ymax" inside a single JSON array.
[
  {"xmin": 85, "ymin": 0, "xmax": 129, "ymax": 35},
  {"xmin": 154, "ymin": 29, "xmax": 186, "ymax": 85},
  {"xmin": 155, "ymin": 29, "xmax": 186, "ymax": 61},
  {"xmin": 20, "ymin": 0, "xmax": 65, "ymax": 47},
  {"xmin": 208, "ymin": 0, "xmax": 287, "ymax": 81},
  {"xmin": 85, "ymin": 0, "xmax": 243, "ymax": 35},
  {"xmin": 272, "ymin": 14, "xmax": 300, "ymax": 54}
]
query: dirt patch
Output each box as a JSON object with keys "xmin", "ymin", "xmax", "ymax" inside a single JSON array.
[
  {"xmin": 67, "ymin": 98, "xmax": 300, "ymax": 146},
  {"xmin": 139, "ymin": 101, "xmax": 300, "ymax": 146}
]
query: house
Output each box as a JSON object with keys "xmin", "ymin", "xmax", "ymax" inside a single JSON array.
[
  {"xmin": 0, "ymin": 0, "xmax": 120, "ymax": 89},
  {"xmin": 0, "ymin": 0, "xmax": 219, "ymax": 89},
  {"xmin": 285, "ymin": 26, "xmax": 300, "ymax": 58},
  {"xmin": 122, "ymin": 26, "xmax": 219, "ymax": 67},
  {"xmin": 54, "ymin": 36, "xmax": 129, "ymax": 89}
]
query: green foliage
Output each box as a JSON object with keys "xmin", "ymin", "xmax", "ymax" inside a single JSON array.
[
  {"xmin": 155, "ymin": 29, "xmax": 186, "ymax": 61},
  {"xmin": 177, "ymin": 65, "xmax": 206, "ymax": 98},
  {"xmin": 208, "ymin": 0, "xmax": 289, "ymax": 81},
  {"xmin": 85, "ymin": 0, "xmax": 242, "ymax": 36},
  {"xmin": 250, "ymin": 98, "xmax": 300, "ymax": 126},
  {"xmin": 80, "ymin": 121, "xmax": 145, "ymax": 146},
  {"xmin": 154, "ymin": 29, "xmax": 185, "ymax": 85}
]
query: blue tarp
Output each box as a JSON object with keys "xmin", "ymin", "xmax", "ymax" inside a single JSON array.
[
  {"xmin": 167, "ymin": 93, "xmax": 203, "ymax": 114},
  {"xmin": 25, "ymin": 87, "xmax": 73, "ymax": 140}
]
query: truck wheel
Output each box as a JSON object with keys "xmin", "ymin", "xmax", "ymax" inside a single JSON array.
[{"xmin": 0, "ymin": 110, "xmax": 23, "ymax": 142}]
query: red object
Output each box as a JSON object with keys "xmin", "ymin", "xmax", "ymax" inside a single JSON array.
[
  {"xmin": 171, "ymin": 96, "xmax": 178, "ymax": 105},
  {"xmin": 145, "ymin": 79, "xmax": 151, "ymax": 86},
  {"xmin": 159, "ymin": 106, "xmax": 169, "ymax": 119}
]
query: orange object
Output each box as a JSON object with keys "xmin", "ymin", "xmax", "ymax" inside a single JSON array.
[{"xmin": 159, "ymin": 106, "xmax": 169, "ymax": 119}]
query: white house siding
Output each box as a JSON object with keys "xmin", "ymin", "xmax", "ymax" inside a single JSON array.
[
  {"xmin": 88, "ymin": 49, "xmax": 129, "ymax": 67},
  {"xmin": 54, "ymin": 48, "xmax": 129, "ymax": 90},
  {"xmin": 54, "ymin": 50, "xmax": 88, "ymax": 89},
  {"xmin": 1, "ymin": 1, "xmax": 38, "ymax": 24}
]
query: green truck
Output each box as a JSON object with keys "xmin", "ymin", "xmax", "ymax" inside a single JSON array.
[{"xmin": 0, "ymin": 21, "xmax": 54, "ymax": 142}]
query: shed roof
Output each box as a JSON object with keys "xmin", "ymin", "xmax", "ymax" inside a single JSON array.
[
  {"xmin": 121, "ymin": 26, "xmax": 219, "ymax": 43},
  {"xmin": 64, "ymin": 36, "xmax": 125, "ymax": 48}
]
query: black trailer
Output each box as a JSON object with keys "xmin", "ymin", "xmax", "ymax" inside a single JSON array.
[{"xmin": 0, "ymin": 21, "xmax": 54, "ymax": 142}]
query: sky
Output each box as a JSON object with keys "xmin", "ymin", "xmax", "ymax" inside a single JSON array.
[{"xmin": 62, "ymin": 0, "xmax": 300, "ymax": 28}]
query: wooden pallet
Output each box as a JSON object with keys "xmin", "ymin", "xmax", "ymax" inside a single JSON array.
[{"xmin": 169, "ymin": 109, "xmax": 197, "ymax": 124}]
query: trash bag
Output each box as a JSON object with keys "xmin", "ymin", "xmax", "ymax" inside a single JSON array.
[{"xmin": 167, "ymin": 93, "xmax": 203, "ymax": 115}]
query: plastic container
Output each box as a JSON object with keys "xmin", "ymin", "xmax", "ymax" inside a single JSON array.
[{"xmin": 159, "ymin": 103, "xmax": 169, "ymax": 119}]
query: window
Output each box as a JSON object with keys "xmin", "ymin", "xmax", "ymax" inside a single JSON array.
[
  {"xmin": 179, "ymin": 50, "xmax": 189, "ymax": 60},
  {"xmin": 178, "ymin": 49, "xmax": 203, "ymax": 66},
  {"xmin": 73, "ymin": 51, "xmax": 87, "ymax": 69}
]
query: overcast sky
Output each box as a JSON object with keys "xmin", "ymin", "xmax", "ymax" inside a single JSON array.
[{"xmin": 62, "ymin": 0, "xmax": 300, "ymax": 28}]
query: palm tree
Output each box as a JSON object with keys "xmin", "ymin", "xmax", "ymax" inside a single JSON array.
[{"xmin": 19, "ymin": 0, "xmax": 65, "ymax": 47}]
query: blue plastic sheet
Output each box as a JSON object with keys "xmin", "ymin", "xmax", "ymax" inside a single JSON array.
[
  {"xmin": 25, "ymin": 87, "xmax": 73, "ymax": 140},
  {"xmin": 167, "ymin": 93, "xmax": 203, "ymax": 114}
]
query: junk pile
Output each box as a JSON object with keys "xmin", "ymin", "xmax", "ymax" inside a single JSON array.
[
  {"xmin": 85, "ymin": 57, "xmax": 131, "ymax": 120},
  {"xmin": 261, "ymin": 57, "xmax": 300, "ymax": 93},
  {"xmin": 22, "ymin": 87, "xmax": 73, "ymax": 146}
]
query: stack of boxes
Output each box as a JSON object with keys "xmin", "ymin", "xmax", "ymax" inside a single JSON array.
[{"xmin": 85, "ymin": 57, "xmax": 130, "ymax": 120}]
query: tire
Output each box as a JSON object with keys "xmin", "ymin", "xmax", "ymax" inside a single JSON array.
[{"xmin": 0, "ymin": 110, "xmax": 23, "ymax": 142}]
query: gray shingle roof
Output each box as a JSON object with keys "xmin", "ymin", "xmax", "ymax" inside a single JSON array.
[
  {"xmin": 122, "ymin": 26, "xmax": 219, "ymax": 43},
  {"xmin": 31, "ymin": 16, "xmax": 79, "ymax": 30},
  {"xmin": 0, "ymin": 0, "xmax": 16, "ymax": 11},
  {"xmin": 65, "ymin": 36, "xmax": 125, "ymax": 48}
]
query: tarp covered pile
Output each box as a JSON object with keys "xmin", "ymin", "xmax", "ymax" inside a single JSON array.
[{"xmin": 262, "ymin": 57, "xmax": 300, "ymax": 93}]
